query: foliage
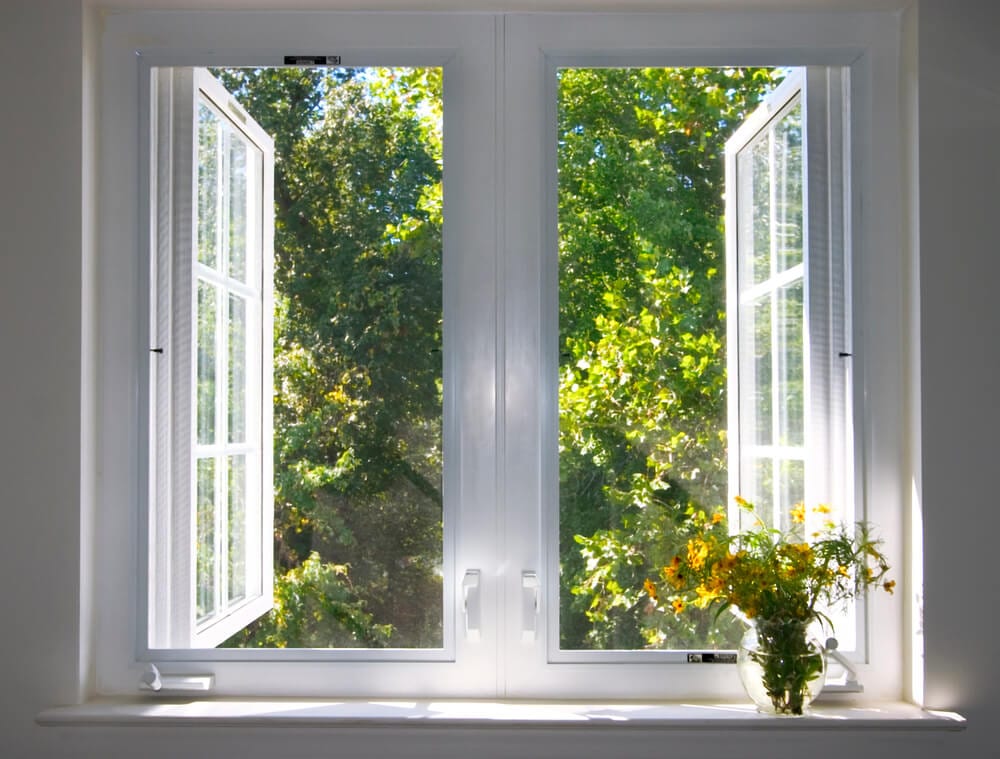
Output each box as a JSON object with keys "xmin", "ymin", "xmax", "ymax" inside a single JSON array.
[
  {"xmin": 215, "ymin": 67, "xmax": 445, "ymax": 648},
  {"xmin": 646, "ymin": 498, "xmax": 893, "ymax": 625},
  {"xmin": 641, "ymin": 497, "xmax": 892, "ymax": 714},
  {"xmin": 226, "ymin": 552, "xmax": 392, "ymax": 648},
  {"xmin": 558, "ymin": 67, "xmax": 781, "ymax": 649},
  {"xmin": 210, "ymin": 64, "xmax": 796, "ymax": 651}
]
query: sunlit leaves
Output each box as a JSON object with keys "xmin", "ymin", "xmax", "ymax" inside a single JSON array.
[{"xmin": 558, "ymin": 67, "xmax": 781, "ymax": 649}]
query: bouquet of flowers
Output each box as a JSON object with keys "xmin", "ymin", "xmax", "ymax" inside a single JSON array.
[{"xmin": 644, "ymin": 497, "xmax": 893, "ymax": 715}]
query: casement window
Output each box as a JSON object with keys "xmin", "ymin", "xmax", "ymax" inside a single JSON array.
[
  {"xmin": 96, "ymin": 10, "xmax": 907, "ymax": 701},
  {"xmin": 150, "ymin": 68, "xmax": 274, "ymax": 648}
]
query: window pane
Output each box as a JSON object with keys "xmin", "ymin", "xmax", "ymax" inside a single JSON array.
[
  {"xmin": 777, "ymin": 279, "xmax": 804, "ymax": 447},
  {"xmin": 749, "ymin": 457, "xmax": 775, "ymax": 528},
  {"xmin": 557, "ymin": 67, "xmax": 781, "ymax": 651},
  {"xmin": 228, "ymin": 133, "xmax": 249, "ymax": 282},
  {"xmin": 774, "ymin": 100, "xmax": 803, "ymax": 272},
  {"xmin": 228, "ymin": 293, "xmax": 246, "ymax": 445},
  {"xmin": 738, "ymin": 135, "xmax": 772, "ymax": 286},
  {"xmin": 197, "ymin": 457, "xmax": 217, "ymax": 622},
  {"xmin": 228, "ymin": 454, "xmax": 247, "ymax": 604},
  {"xmin": 749, "ymin": 295, "xmax": 773, "ymax": 446},
  {"xmin": 197, "ymin": 103, "xmax": 220, "ymax": 270},
  {"xmin": 778, "ymin": 458, "xmax": 805, "ymax": 532},
  {"xmin": 196, "ymin": 280, "xmax": 217, "ymax": 445},
  {"xmin": 214, "ymin": 66, "xmax": 444, "ymax": 650}
]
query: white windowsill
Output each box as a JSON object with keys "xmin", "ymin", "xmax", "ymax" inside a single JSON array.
[{"xmin": 37, "ymin": 698, "xmax": 965, "ymax": 731}]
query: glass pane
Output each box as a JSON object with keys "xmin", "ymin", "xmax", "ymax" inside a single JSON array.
[
  {"xmin": 228, "ymin": 132, "xmax": 249, "ymax": 282},
  {"xmin": 778, "ymin": 458, "xmax": 805, "ymax": 532},
  {"xmin": 212, "ymin": 66, "xmax": 444, "ymax": 650},
  {"xmin": 777, "ymin": 279, "xmax": 804, "ymax": 447},
  {"xmin": 196, "ymin": 280, "xmax": 217, "ymax": 445},
  {"xmin": 196, "ymin": 457, "xmax": 217, "ymax": 622},
  {"xmin": 197, "ymin": 103, "xmax": 220, "ymax": 270},
  {"xmin": 751, "ymin": 295, "xmax": 773, "ymax": 446},
  {"xmin": 228, "ymin": 293, "xmax": 247, "ymax": 444},
  {"xmin": 555, "ymin": 67, "xmax": 782, "ymax": 651},
  {"xmin": 774, "ymin": 100, "xmax": 803, "ymax": 273},
  {"xmin": 749, "ymin": 457, "xmax": 775, "ymax": 528},
  {"xmin": 228, "ymin": 454, "xmax": 247, "ymax": 605},
  {"xmin": 738, "ymin": 133, "xmax": 772, "ymax": 286}
]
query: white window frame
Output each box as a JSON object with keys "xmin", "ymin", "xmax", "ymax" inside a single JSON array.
[
  {"xmin": 95, "ymin": 9, "xmax": 909, "ymax": 702},
  {"xmin": 501, "ymin": 12, "xmax": 904, "ymax": 700},
  {"xmin": 98, "ymin": 11, "xmax": 501, "ymax": 698}
]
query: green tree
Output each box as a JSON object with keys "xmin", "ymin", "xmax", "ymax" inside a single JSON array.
[
  {"xmin": 557, "ymin": 67, "xmax": 780, "ymax": 649},
  {"xmin": 211, "ymin": 64, "xmax": 778, "ymax": 651},
  {"xmin": 217, "ymin": 67, "xmax": 445, "ymax": 648}
]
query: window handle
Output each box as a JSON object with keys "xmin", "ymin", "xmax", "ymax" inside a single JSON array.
[
  {"xmin": 521, "ymin": 571, "xmax": 539, "ymax": 642},
  {"xmin": 462, "ymin": 570, "xmax": 481, "ymax": 642}
]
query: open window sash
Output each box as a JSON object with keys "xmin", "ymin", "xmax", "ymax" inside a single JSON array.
[
  {"xmin": 725, "ymin": 69, "xmax": 857, "ymax": 649},
  {"xmin": 150, "ymin": 67, "xmax": 275, "ymax": 649}
]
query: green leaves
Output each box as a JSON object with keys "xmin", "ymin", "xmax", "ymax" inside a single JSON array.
[
  {"xmin": 217, "ymin": 67, "xmax": 446, "ymax": 648},
  {"xmin": 558, "ymin": 67, "xmax": 780, "ymax": 650}
]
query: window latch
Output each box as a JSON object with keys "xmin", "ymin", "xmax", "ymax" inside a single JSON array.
[
  {"xmin": 139, "ymin": 663, "xmax": 214, "ymax": 694},
  {"xmin": 462, "ymin": 570, "xmax": 481, "ymax": 642},
  {"xmin": 822, "ymin": 637, "xmax": 864, "ymax": 693}
]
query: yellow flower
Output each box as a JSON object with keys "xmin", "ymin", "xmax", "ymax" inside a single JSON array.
[
  {"xmin": 813, "ymin": 503, "xmax": 832, "ymax": 514},
  {"xmin": 671, "ymin": 598, "xmax": 686, "ymax": 614},
  {"xmin": 711, "ymin": 511, "xmax": 726, "ymax": 525},
  {"xmin": 883, "ymin": 580, "xmax": 896, "ymax": 594},
  {"xmin": 643, "ymin": 578, "xmax": 658, "ymax": 600},
  {"xmin": 734, "ymin": 495, "xmax": 751, "ymax": 509},
  {"xmin": 687, "ymin": 538, "xmax": 710, "ymax": 570},
  {"xmin": 694, "ymin": 584, "xmax": 721, "ymax": 608},
  {"xmin": 838, "ymin": 565, "xmax": 850, "ymax": 577},
  {"xmin": 790, "ymin": 503, "xmax": 806, "ymax": 524},
  {"xmin": 662, "ymin": 557, "xmax": 686, "ymax": 589}
]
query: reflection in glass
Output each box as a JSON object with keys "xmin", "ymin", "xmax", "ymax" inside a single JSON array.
[
  {"xmin": 198, "ymin": 103, "xmax": 220, "ymax": 270},
  {"xmin": 197, "ymin": 281, "xmax": 217, "ymax": 446},
  {"xmin": 228, "ymin": 134, "xmax": 249, "ymax": 282},
  {"xmin": 779, "ymin": 458, "xmax": 805, "ymax": 532},
  {"xmin": 777, "ymin": 280, "xmax": 804, "ymax": 447},
  {"xmin": 228, "ymin": 455, "xmax": 247, "ymax": 604},
  {"xmin": 751, "ymin": 295, "xmax": 773, "ymax": 446},
  {"xmin": 774, "ymin": 101, "xmax": 803, "ymax": 273},
  {"xmin": 197, "ymin": 457, "xmax": 216, "ymax": 622},
  {"xmin": 228, "ymin": 294, "xmax": 246, "ymax": 445}
]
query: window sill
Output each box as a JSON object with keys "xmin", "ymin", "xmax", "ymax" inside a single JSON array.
[{"xmin": 37, "ymin": 698, "xmax": 965, "ymax": 731}]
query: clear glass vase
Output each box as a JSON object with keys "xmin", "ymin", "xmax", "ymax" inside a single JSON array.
[{"xmin": 736, "ymin": 618, "xmax": 827, "ymax": 716}]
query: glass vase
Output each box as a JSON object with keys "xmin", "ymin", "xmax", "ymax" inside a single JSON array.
[{"xmin": 736, "ymin": 617, "xmax": 826, "ymax": 716}]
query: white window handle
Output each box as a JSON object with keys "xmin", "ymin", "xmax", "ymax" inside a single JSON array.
[
  {"xmin": 521, "ymin": 571, "xmax": 539, "ymax": 642},
  {"xmin": 462, "ymin": 570, "xmax": 481, "ymax": 641}
]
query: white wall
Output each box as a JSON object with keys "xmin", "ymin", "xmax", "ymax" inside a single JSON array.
[{"xmin": 0, "ymin": 0, "xmax": 997, "ymax": 756}]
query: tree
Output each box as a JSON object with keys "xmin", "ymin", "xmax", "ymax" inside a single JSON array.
[
  {"xmin": 216, "ymin": 67, "xmax": 445, "ymax": 648},
  {"xmin": 557, "ymin": 67, "xmax": 780, "ymax": 649},
  {"xmin": 211, "ymin": 64, "xmax": 778, "ymax": 651}
]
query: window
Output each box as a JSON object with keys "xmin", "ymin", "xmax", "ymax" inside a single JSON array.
[{"xmin": 96, "ymin": 10, "xmax": 907, "ymax": 701}]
